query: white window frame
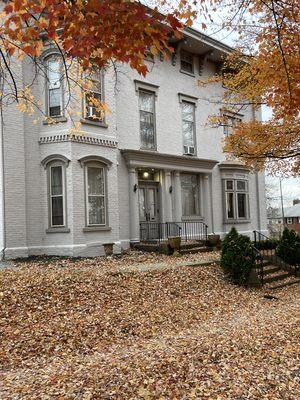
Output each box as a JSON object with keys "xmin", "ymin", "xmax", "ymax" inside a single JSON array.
[
  {"xmin": 181, "ymin": 173, "xmax": 201, "ymax": 218},
  {"xmin": 224, "ymin": 179, "xmax": 250, "ymax": 222},
  {"xmin": 85, "ymin": 164, "xmax": 107, "ymax": 227},
  {"xmin": 83, "ymin": 70, "xmax": 103, "ymax": 121},
  {"xmin": 287, "ymin": 217, "xmax": 293, "ymax": 224},
  {"xmin": 181, "ymin": 100, "xmax": 196, "ymax": 156},
  {"xmin": 138, "ymin": 89, "xmax": 156, "ymax": 150},
  {"xmin": 223, "ymin": 112, "xmax": 242, "ymax": 136},
  {"xmin": 46, "ymin": 56, "xmax": 64, "ymax": 118},
  {"xmin": 180, "ymin": 50, "xmax": 194, "ymax": 74}
]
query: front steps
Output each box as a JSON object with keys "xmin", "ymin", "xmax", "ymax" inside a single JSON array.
[
  {"xmin": 259, "ymin": 262, "xmax": 300, "ymax": 290},
  {"xmin": 132, "ymin": 240, "xmax": 212, "ymax": 254}
]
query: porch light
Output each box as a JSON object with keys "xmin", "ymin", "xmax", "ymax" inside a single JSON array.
[
  {"xmin": 169, "ymin": 185, "xmax": 173, "ymax": 193},
  {"xmin": 143, "ymin": 171, "xmax": 149, "ymax": 179}
]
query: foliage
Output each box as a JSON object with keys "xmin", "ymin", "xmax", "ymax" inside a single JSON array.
[
  {"xmin": 221, "ymin": 227, "xmax": 256, "ymax": 285},
  {"xmin": 276, "ymin": 227, "xmax": 300, "ymax": 266},
  {"xmin": 0, "ymin": 253, "xmax": 299, "ymax": 398},
  {"xmin": 254, "ymin": 238, "xmax": 279, "ymax": 250}
]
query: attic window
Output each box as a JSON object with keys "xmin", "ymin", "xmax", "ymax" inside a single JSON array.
[{"xmin": 180, "ymin": 50, "xmax": 194, "ymax": 74}]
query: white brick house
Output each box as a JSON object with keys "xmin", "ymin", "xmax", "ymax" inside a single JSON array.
[{"xmin": 0, "ymin": 28, "xmax": 267, "ymax": 259}]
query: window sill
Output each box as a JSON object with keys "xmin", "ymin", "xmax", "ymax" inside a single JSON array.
[
  {"xmin": 182, "ymin": 216, "xmax": 204, "ymax": 221},
  {"xmin": 46, "ymin": 227, "xmax": 70, "ymax": 233},
  {"xmin": 83, "ymin": 226, "xmax": 111, "ymax": 232},
  {"xmin": 80, "ymin": 118, "xmax": 108, "ymax": 128},
  {"xmin": 43, "ymin": 116, "xmax": 67, "ymax": 125},
  {"xmin": 179, "ymin": 69, "xmax": 195, "ymax": 78},
  {"xmin": 140, "ymin": 147, "xmax": 157, "ymax": 152},
  {"xmin": 223, "ymin": 219, "xmax": 251, "ymax": 224}
]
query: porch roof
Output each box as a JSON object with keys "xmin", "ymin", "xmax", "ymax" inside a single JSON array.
[{"xmin": 121, "ymin": 149, "xmax": 218, "ymax": 173}]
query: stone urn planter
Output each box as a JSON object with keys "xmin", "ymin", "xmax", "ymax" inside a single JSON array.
[
  {"xmin": 167, "ymin": 236, "xmax": 181, "ymax": 252},
  {"xmin": 207, "ymin": 234, "xmax": 221, "ymax": 247},
  {"xmin": 103, "ymin": 243, "xmax": 114, "ymax": 256}
]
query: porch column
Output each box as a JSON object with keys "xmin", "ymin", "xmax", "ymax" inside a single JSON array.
[
  {"xmin": 128, "ymin": 167, "xmax": 140, "ymax": 242},
  {"xmin": 203, "ymin": 175, "xmax": 213, "ymax": 233},
  {"xmin": 164, "ymin": 170, "xmax": 173, "ymax": 222},
  {"xmin": 173, "ymin": 171, "xmax": 182, "ymax": 222}
]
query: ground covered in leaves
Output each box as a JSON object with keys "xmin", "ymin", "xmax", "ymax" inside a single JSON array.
[{"xmin": 0, "ymin": 251, "xmax": 299, "ymax": 399}]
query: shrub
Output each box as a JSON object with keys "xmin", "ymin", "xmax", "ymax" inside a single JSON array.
[
  {"xmin": 276, "ymin": 228, "xmax": 300, "ymax": 267},
  {"xmin": 221, "ymin": 227, "xmax": 256, "ymax": 285},
  {"xmin": 254, "ymin": 238, "xmax": 279, "ymax": 250}
]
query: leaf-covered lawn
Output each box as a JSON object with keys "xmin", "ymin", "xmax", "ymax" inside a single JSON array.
[{"xmin": 0, "ymin": 252, "xmax": 299, "ymax": 399}]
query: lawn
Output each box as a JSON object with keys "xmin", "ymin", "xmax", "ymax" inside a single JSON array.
[{"xmin": 0, "ymin": 252, "xmax": 299, "ymax": 399}]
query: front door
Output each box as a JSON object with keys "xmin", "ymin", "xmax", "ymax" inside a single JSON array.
[{"xmin": 138, "ymin": 184, "xmax": 159, "ymax": 223}]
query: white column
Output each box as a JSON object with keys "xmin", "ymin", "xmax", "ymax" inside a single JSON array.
[
  {"xmin": 128, "ymin": 168, "xmax": 140, "ymax": 242},
  {"xmin": 173, "ymin": 171, "xmax": 182, "ymax": 222},
  {"xmin": 203, "ymin": 175, "xmax": 213, "ymax": 233},
  {"xmin": 164, "ymin": 170, "xmax": 173, "ymax": 222}
]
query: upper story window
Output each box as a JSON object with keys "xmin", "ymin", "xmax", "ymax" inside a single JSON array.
[
  {"xmin": 84, "ymin": 70, "xmax": 103, "ymax": 121},
  {"xmin": 85, "ymin": 163, "xmax": 107, "ymax": 226},
  {"xmin": 224, "ymin": 179, "xmax": 249, "ymax": 221},
  {"xmin": 46, "ymin": 56, "xmax": 63, "ymax": 117},
  {"xmin": 287, "ymin": 217, "xmax": 293, "ymax": 224},
  {"xmin": 180, "ymin": 50, "xmax": 194, "ymax": 74},
  {"xmin": 139, "ymin": 90, "xmax": 156, "ymax": 150},
  {"xmin": 181, "ymin": 174, "xmax": 200, "ymax": 217},
  {"xmin": 223, "ymin": 113, "xmax": 242, "ymax": 136},
  {"xmin": 182, "ymin": 101, "xmax": 196, "ymax": 155}
]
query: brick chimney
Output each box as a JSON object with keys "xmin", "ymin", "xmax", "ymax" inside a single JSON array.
[{"xmin": 293, "ymin": 199, "xmax": 300, "ymax": 205}]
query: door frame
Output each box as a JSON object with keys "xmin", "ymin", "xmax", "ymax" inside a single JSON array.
[{"xmin": 138, "ymin": 181, "xmax": 160, "ymax": 223}]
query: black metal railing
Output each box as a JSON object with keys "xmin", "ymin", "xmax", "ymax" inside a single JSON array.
[
  {"xmin": 253, "ymin": 230, "xmax": 296, "ymax": 282},
  {"xmin": 140, "ymin": 221, "xmax": 208, "ymax": 244}
]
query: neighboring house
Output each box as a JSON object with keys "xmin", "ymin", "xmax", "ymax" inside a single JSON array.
[
  {"xmin": 268, "ymin": 200, "xmax": 300, "ymax": 236},
  {"xmin": 0, "ymin": 27, "xmax": 267, "ymax": 259}
]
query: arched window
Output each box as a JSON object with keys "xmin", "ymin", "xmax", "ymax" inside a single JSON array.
[
  {"xmin": 45, "ymin": 55, "xmax": 63, "ymax": 118},
  {"xmin": 42, "ymin": 155, "xmax": 70, "ymax": 231}
]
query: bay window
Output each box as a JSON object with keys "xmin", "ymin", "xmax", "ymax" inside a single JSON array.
[
  {"xmin": 224, "ymin": 179, "xmax": 249, "ymax": 221},
  {"xmin": 85, "ymin": 164, "xmax": 106, "ymax": 226},
  {"xmin": 84, "ymin": 70, "xmax": 103, "ymax": 121},
  {"xmin": 46, "ymin": 56, "xmax": 63, "ymax": 117}
]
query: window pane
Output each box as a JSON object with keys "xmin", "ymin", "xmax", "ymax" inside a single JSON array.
[
  {"xmin": 181, "ymin": 174, "xmax": 199, "ymax": 216},
  {"xmin": 140, "ymin": 111, "xmax": 155, "ymax": 148},
  {"xmin": 48, "ymin": 59, "xmax": 61, "ymax": 89},
  {"xmin": 237, "ymin": 180, "xmax": 246, "ymax": 191},
  {"xmin": 85, "ymin": 92, "xmax": 102, "ymax": 120},
  {"xmin": 181, "ymin": 51, "xmax": 193, "ymax": 73},
  {"xmin": 226, "ymin": 180, "xmax": 233, "ymax": 190},
  {"xmin": 237, "ymin": 193, "xmax": 246, "ymax": 218},
  {"xmin": 88, "ymin": 167, "xmax": 104, "ymax": 195},
  {"xmin": 139, "ymin": 91, "xmax": 154, "ymax": 112},
  {"xmin": 49, "ymin": 88, "xmax": 61, "ymax": 116},
  {"xmin": 182, "ymin": 102, "xmax": 194, "ymax": 121},
  {"xmin": 51, "ymin": 196, "xmax": 63, "ymax": 226},
  {"xmin": 51, "ymin": 166, "xmax": 62, "ymax": 196},
  {"xmin": 88, "ymin": 196, "xmax": 105, "ymax": 225},
  {"xmin": 227, "ymin": 192, "xmax": 234, "ymax": 219}
]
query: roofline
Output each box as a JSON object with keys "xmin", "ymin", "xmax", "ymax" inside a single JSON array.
[{"xmin": 183, "ymin": 26, "xmax": 234, "ymax": 55}]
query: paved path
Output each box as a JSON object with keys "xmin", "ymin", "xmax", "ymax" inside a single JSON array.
[{"xmin": 124, "ymin": 259, "xmax": 220, "ymax": 273}]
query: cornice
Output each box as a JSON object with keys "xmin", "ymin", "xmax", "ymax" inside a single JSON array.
[{"xmin": 39, "ymin": 133, "xmax": 118, "ymax": 148}]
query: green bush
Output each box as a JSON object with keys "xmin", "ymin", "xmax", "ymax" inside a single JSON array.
[
  {"xmin": 276, "ymin": 228, "xmax": 300, "ymax": 267},
  {"xmin": 254, "ymin": 239, "xmax": 279, "ymax": 250},
  {"xmin": 221, "ymin": 227, "xmax": 256, "ymax": 285}
]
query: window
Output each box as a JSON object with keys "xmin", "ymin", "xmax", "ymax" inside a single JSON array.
[
  {"xmin": 84, "ymin": 70, "xmax": 103, "ymax": 121},
  {"xmin": 139, "ymin": 90, "xmax": 156, "ymax": 149},
  {"xmin": 223, "ymin": 113, "xmax": 241, "ymax": 136},
  {"xmin": 224, "ymin": 179, "xmax": 249, "ymax": 221},
  {"xmin": 85, "ymin": 165, "xmax": 106, "ymax": 226},
  {"xmin": 182, "ymin": 101, "xmax": 196, "ymax": 155},
  {"xmin": 287, "ymin": 218, "xmax": 293, "ymax": 224},
  {"xmin": 181, "ymin": 174, "xmax": 200, "ymax": 216},
  {"xmin": 180, "ymin": 50, "xmax": 194, "ymax": 74},
  {"xmin": 46, "ymin": 56, "xmax": 63, "ymax": 117}
]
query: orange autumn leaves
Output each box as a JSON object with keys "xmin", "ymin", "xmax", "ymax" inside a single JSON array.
[{"xmin": 1, "ymin": 0, "xmax": 191, "ymax": 75}]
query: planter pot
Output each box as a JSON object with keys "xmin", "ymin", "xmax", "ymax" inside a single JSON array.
[
  {"xmin": 103, "ymin": 243, "xmax": 114, "ymax": 256},
  {"xmin": 207, "ymin": 234, "xmax": 220, "ymax": 247},
  {"xmin": 168, "ymin": 236, "xmax": 181, "ymax": 251}
]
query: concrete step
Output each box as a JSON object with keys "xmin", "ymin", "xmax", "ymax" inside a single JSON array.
[
  {"xmin": 180, "ymin": 246, "xmax": 213, "ymax": 255},
  {"xmin": 269, "ymin": 278, "xmax": 300, "ymax": 290},
  {"xmin": 263, "ymin": 271, "xmax": 291, "ymax": 284},
  {"xmin": 260, "ymin": 265, "xmax": 281, "ymax": 275}
]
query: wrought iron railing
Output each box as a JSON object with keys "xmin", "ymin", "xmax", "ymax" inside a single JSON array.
[
  {"xmin": 253, "ymin": 230, "xmax": 296, "ymax": 283},
  {"xmin": 140, "ymin": 221, "xmax": 208, "ymax": 244}
]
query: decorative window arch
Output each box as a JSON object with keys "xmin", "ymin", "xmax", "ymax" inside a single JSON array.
[
  {"xmin": 78, "ymin": 156, "xmax": 111, "ymax": 228},
  {"xmin": 41, "ymin": 155, "xmax": 70, "ymax": 231}
]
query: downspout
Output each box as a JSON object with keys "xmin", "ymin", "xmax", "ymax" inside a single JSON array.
[
  {"xmin": 252, "ymin": 105, "xmax": 262, "ymax": 232},
  {"xmin": 0, "ymin": 106, "xmax": 6, "ymax": 260}
]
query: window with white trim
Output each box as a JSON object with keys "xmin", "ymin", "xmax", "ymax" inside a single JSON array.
[
  {"xmin": 85, "ymin": 164, "xmax": 107, "ymax": 226},
  {"xmin": 182, "ymin": 101, "xmax": 196, "ymax": 155},
  {"xmin": 181, "ymin": 174, "xmax": 200, "ymax": 217},
  {"xmin": 49, "ymin": 163, "xmax": 66, "ymax": 227},
  {"xmin": 223, "ymin": 113, "xmax": 241, "ymax": 136},
  {"xmin": 84, "ymin": 70, "xmax": 103, "ymax": 121},
  {"xmin": 180, "ymin": 50, "xmax": 194, "ymax": 74},
  {"xmin": 224, "ymin": 179, "xmax": 249, "ymax": 221},
  {"xmin": 46, "ymin": 56, "xmax": 63, "ymax": 117},
  {"xmin": 287, "ymin": 217, "xmax": 293, "ymax": 224},
  {"xmin": 139, "ymin": 90, "xmax": 156, "ymax": 149}
]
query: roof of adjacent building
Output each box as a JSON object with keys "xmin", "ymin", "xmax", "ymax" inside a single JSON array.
[{"xmin": 268, "ymin": 203, "xmax": 300, "ymax": 219}]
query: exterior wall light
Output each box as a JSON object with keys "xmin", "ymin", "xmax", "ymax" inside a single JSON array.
[
  {"xmin": 143, "ymin": 171, "xmax": 149, "ymax": 179},
  {"xmin": 133, "ymin": 184, "xmax": 138, "ymax": 192},
  {"xmin": 169, "ymin": 185, "xmax": 173, "ymax": 193}
]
